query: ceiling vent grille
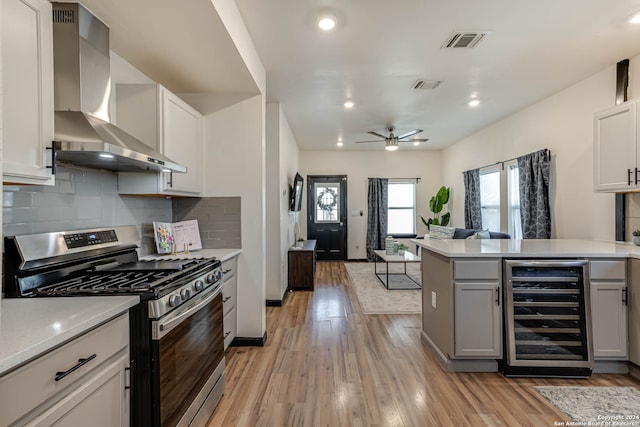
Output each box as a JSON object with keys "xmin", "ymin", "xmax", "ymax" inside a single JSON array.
[
  {"xmin": 410, "ymin": 79, "xmax": 441, "ymax": 90},
  {"xmin": 442, "ymin": 32, "xmax": 486, "ymax": 49}
]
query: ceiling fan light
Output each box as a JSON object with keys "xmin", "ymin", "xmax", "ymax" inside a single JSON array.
[
  {"xmin": 385, "ymin": 145, "xmax": 398, "ymax": 151},
  {"xmin": 385, "ymin": 139, "xmax": 399, "ymax": 151},
  {"xmin": 413, "ymin": 141, "xmax": 420, "ymax": 146}
]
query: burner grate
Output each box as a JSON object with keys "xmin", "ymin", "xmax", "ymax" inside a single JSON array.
[{"xmin": 34, "ymin": 270, "xmax": 174, "ymax": 295}]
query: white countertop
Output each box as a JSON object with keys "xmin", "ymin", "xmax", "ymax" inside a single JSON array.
[
  {"xmin": 141, "ymin": 248, "xmax": 241, "ymax": 263},
  {"xmin": 412, "ymin": 238, "xmax": 640, "ymax": 259},
  {"xmin": 0, "ymin": 296, "xmax": 139, "ymax": 375}
]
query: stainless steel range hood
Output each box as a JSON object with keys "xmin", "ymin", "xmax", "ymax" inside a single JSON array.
[{"xmin": 51, "ymin": 3, "xmax": 186, "ymax": 173}]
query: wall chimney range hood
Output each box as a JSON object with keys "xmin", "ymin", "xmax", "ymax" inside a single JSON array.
[{"xmin": 51, "ymin": 3, "xmax": 186, "ymax": 173}]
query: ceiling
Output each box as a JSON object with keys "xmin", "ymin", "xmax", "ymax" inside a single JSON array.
[{"xmin": 234, "ymin": 0, "xmax": 640, "ymax": 151}]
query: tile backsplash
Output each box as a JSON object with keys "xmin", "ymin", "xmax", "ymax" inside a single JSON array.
[
  {"xmin": 173, "ymin": 197, "xmax": 241, "ymax": 249},
  {"xmin": 3, "ymin": 166, "xmax": 172, "ymax": 255},
  {"xmin": 626, "ymin": 193, "xmax": 640, "ymax": 242},
  {"xmin": 3, "ymin": 166, "xmax": 242, "ymax": 256}
]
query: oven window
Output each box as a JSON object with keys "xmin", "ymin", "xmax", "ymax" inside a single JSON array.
[{"xmin": 158, "ymin": 293, "xmax": 224, "ymax": 426}]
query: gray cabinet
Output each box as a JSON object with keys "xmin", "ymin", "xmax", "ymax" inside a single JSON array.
[
  {"xmin": 590, "ymin": 260, "xmax": 628, "ymax": 359},
  {"xmin": 452, "ymin": 259, "xmax": 502, "ymax": 358},
  {"xmin": 0, "ymin": 313, "xmax": 130, "ymax": 426},
  {"xmin": 454, "ymin": 281, "xmax": 501, "ymax": 357},
  {"xmin": 628, "ymin": 259, "xmax": 640, "ymax": 365}
]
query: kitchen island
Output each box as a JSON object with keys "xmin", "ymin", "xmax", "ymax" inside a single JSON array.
[{"xmin": 413, "ymin": 238, "xmax": 640, "ymax": 375}]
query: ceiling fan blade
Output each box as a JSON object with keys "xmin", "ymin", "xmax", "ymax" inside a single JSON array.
[
  {"xmin": 354, "ymin": 140, "xmax": 384, "ymax": 143},
  {"xmin": 367, "ymin": 131, "xmax": 388, "ymax": 139},
  {"xmin": 396, "ymin": 129, "xmax": 423, "ymax": 140},
  {"xmin": 398, "ymin": 138, "xmax": 429, "ymax": 142}
]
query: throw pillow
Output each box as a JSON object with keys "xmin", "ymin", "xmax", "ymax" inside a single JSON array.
[
  {"xmin": 429, "ymin": 225, "xmax": 455, "ymax": 239},
  {"xmin": 474, "ymin": 230, "xmax": 491, "ymax": 239}
]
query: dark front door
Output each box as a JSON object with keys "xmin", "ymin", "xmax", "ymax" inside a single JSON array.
[{"xmin": 307, "ymin": 175, "xmax": 347, "ymax": 261}]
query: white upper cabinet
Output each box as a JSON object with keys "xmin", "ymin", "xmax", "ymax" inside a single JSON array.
[
  {"xmin": 594, "ymin": 100, "xmax": 640, "ymax": 192},
  {"xmin": 2, "ymin": 0, "xmax": 55, "ymax": 185},
  {"xmin": 116, "ymin": 84, "xmax": 204, "ymax": 196}
]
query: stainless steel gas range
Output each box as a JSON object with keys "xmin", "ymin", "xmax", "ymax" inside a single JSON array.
[{"xmin": 3, "ymin": 225, "xmax": 225, "ymax": 426}]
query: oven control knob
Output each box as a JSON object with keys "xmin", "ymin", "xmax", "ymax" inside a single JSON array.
[
  {"xmin": 168, "ymin": 294, "xmax": 183, "ymax": 307},
  {"xmin": 206, "ymin": 273, "xmax": 215, "ymax": 284},
  {"xmin": 194, "ymin": 280, "xmax": 205, "ymax": 291},
  {"xmin": 180, "ymin": 289, "xmax": 192, "ymax": 300}
]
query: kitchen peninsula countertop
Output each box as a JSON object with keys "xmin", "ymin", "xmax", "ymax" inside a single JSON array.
[
  {"xmin": 0, "ymin": 296, "xmax": 139, "ymax": 375},
  {"xmin": 413, "ymin": 238, "xmax": 640, "ymax": 259}
]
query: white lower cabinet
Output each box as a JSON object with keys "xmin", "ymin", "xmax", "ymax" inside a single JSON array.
[
  {"xmin": 589, "ymin": 259, "xmax": 628, "ymax": 359},
  {"xmin": 222, "ymin": 255, "xmax": 239, "ymax": 349},
  {"xmin": 0, "ymin": 313, "xmax": 130, "ymax": 426},
  {"xmin": 454, "ymin": 281, "xmax": 502, "ymax": 357}
]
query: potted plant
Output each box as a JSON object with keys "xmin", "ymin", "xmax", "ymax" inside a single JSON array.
[
  {"xmin": 420, "ymin": 186, "xmax": 451, "ymax": 231},
  {"xmin": 633, "ymin": 230, "xmax": 640, "ymax": 246},
  {"xmin": 396, "ymin": 243, "xmax": 408, "ymax": 256},
  {"xmin": 296, "ymin": 237, "xmax": 305, "ymax": 247}
]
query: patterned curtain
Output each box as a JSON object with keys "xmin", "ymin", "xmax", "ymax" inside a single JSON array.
[
  {"xmin": 463, "ymin": 169, "xmax": 482, "ymax": 229},
  {"xmin": 518, "ymin": 149, "xmax": 551, "ymax": 239},
  {"xmin": 366, "ymin": 178, "xmax": 388, "ymax": 262}
]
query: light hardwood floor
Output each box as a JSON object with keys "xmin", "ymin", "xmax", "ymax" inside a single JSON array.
[{"xmin": 207, "ymin": 262, "xmax": 640, "ymax": 426}]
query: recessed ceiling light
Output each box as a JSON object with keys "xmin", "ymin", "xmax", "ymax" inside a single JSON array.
[
  {"xmin": 337, "ymin": 141, "xmax": 343, "ymax": 147},
  {"xmin": 344, "ymin": 101, "xmax": 354, "ymax": 108},
  {"xmin": 317, "ymin": 15, "xmax": 336, "ymax": 31},
  {"xmin": 628, "ymin": 11, "xmax": 640, "ymax": 24},
  {"xmin": 468, "ymin": 99, "xmax": 480, "ymax": 107},
  {"xmin": 413, "ymin": 141, "xmax": 420, "ymax": 146}
]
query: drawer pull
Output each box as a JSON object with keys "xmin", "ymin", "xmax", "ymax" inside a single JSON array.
[
  {"xmin": 223, "ymin": 269, "xmax": 232, "ymax": 275},
  {"xmin": 223, "ymin": 296, "xmax": 232, "ymax": 303},
  {"xmin": 224, "ymin": 331, "xmax": 231, "ymax": 338},
  {"xmin": 55, "ymin": 354, "xmax": 97, "ymax": 382}
]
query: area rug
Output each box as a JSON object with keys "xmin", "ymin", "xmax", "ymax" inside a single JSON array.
[
  {"xmin": 534, "ymin": 386, "xmax": 640, "ymax": 423},
  {"xmin": 343, "ymin": 262, "xmax": 421, "ymax": 314}
]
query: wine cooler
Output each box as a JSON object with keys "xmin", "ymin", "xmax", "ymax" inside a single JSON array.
[{"xmin": 501, "ymin": 259, "xmax": 594, "ymax": 377}]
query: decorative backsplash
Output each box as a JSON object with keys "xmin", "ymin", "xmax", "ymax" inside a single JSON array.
[
  {"xmin": 2, "ymin": 166, "xmax": 172, "ymax": 255},
  {"xmin": 173, "ymin": 197, "xmax": 241, "ymax": 249}
]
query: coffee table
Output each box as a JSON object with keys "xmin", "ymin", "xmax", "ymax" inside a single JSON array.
[{"xmin": 373, "ymin": 249, "xmax": 421, "ymax": 290}]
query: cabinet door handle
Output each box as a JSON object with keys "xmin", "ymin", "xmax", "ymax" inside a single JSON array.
[
  {"xmin": 223, "ymin": 296, "xmax": 232, "ymax": 303},
  {"xmin": 635, "ymin": 168, "xmax": 639, "ymax": 185},
  {"xmin": 629, "ymin": 169, "xmax": 633, "ymax": 185},
  {"xmin": 224, "ymin": 331, "xmax": 231, "ymax": 338},
  {"xmin": 167, "ymin": 171, "xmax": 173, "ymax": 188},
  {"xmin": 55, "ymin": 354, "xmax": 97, "ymax": 382},
  {"xmin": 46, "ymin": 141, "xmax": 57, "ymax": 175},
  {"xmin": 495, "ymin": 287, "xmax": 500, "ymax": 305},
  {"xmin": 622, "ymin": 287, "xmax": 628, "ymax": 305}
]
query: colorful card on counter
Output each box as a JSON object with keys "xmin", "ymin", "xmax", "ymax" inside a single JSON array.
[{"xmin": 153, "ymin": 220, "xmax": 202, "ymax": 254}]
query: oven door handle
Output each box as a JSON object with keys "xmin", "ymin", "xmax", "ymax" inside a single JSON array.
[{"xmin": 153, "ymin": 283, "xmax": 222, "ymax": 340}]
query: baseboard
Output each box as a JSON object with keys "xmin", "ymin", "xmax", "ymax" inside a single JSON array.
[
  {"xmin": 629, "ymin": 362, "xmax": 640, "ymax": 380},
  {"xmin": 593, "ymin": 360, "xmax": 629, "ymax": 374},
  {"xmin": 231, "ymin": 331, "xmax": 268, "ymax": 347},
  {"xmin": 420, "ymin": 331, "xmax": 498, "ymax": 372},
  {"xmin": 266, "ymin": 288, "xmax": 291, "ymax": 307}
]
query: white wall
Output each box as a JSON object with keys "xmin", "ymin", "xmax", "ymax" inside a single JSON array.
[
  {"xmin": 299, "ymin": 150, "xmax": 443, "ymax": 259},
  {"xmin": 205, "ymin": 95, "xmax": 266, "ymax": 339},
  {"xmin": 440, "ymin": 55, "xmax": 640, "ymax": 241},
  {"xmin": 265, "ymin": 104, "xmax": 300, "ymax": 301}
]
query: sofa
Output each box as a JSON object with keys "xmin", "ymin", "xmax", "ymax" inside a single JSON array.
[{"xmin": 452, "ymin": 228, "xmax": 511, "ymax": 239}]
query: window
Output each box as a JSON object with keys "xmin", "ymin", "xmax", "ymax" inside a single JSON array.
[
  {"xmin": 314, "ymin": 183, "xmax": 340, "ymax": 222},
  {"xmin": 480, "ymin": 168, "xmax": 501, "ymax": 232},
  {"xmin": 387, "ymin": 181, "xmax": 416, "ymax": 235},
  {"xmin": 507, "ymin": 162, "xmax": 523, "ymax": 239},
  {"xmin": 479, "ymin": 162, "xmax": 522, "ymax": 237}
]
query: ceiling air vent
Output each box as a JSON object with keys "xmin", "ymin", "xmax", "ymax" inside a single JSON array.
[
  {"xmin": 442, "ymin": 32, "xmax": 486, "ymax": 49},
  {"xmin": 411, "ymin": 79, "xmax": 441, "ymax": 90}
]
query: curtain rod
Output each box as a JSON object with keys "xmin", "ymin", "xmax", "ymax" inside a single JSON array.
[
  {"xmin": 369, "ymin": 177, "xmax": 421, "ymax": 182},
  {"xmin": 473, "ymin": 148, "xmax": 550, "ymax": 171}
]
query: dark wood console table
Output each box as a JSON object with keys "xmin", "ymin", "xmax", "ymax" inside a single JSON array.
[{"xmin": 288, "ymin": 240, "xmax": 317, "ymax": 291}]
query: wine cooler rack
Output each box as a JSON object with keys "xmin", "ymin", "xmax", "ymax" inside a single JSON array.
[{"xmin": 502, "ymin": 259, "xmax": 593, "ymax": 377}]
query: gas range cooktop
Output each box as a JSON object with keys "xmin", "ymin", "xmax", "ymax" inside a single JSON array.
[{"xmin": 3, "ymin": 226, "xmax": 222, "ymax": 315}]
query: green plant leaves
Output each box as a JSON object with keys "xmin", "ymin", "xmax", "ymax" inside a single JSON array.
[{"xmin": 422, "ymin": 186, "xmax": 451, "ymax": 229}]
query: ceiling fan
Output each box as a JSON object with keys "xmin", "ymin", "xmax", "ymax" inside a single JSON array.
[{"xmin": 354, "ymin": 126, "xmax": 429, "ymax": 151}]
